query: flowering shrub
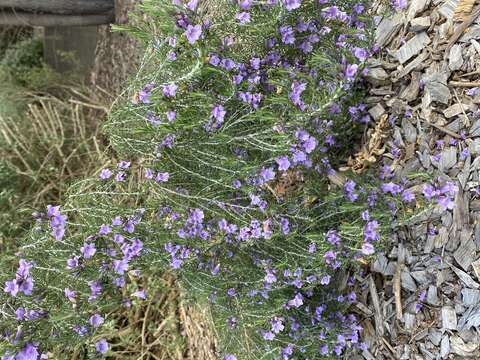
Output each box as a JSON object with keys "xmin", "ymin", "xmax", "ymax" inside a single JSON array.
[{"xmin": 0, "ymin": 1, "xmax": 438, "ymax": 359}]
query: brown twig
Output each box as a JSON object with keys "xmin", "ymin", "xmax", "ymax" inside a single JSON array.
[
  {"xmin": 420, "ymin": 118, "xmax": 463, "ymax": 139},
  {"xmin": 394, "ymin": 243, "xmax": 405, "ymax": 321},
  {"xmin": 394, "ymin": 263, "xmax": 403, "ymax": 321},
  {"xmin": 449, "ymin": 80, "xmax": 480, "ymax": 87}
]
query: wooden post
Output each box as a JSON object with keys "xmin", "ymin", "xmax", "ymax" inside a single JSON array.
[
  {"xmin": 0, "ymin": 11, "xmax": 114, "ymax": 26},
  {"xmin": 43, "ymin": 26, "xmax": 99, "ymax": 74},
  {"xmin": 0, "ymin": 0, "xmax": 115, "ymax": 26},
  {"xmin": 0, "ymin": 0, "xmax": 116, "ymax": 75}
]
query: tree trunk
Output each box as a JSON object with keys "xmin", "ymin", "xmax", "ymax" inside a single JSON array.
[
  {"xmin": 0, "ymin": 11, "xmax": 114, "ymax": 26},
  {"xmin": 0, "ymin": 0, "xmax": 114, "ymax": 15}
]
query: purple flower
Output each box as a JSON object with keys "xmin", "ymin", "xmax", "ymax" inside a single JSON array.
[
  {"xmin": 271, "ymin": 318, "xmax": 284, "ymax": 333},
  {"xmin": 98, "ymin": 224, "xmax": 111, "ymax": 235},
  {"xmin": 64, "ymin": 288, "xmax": 76, "ymax": 301},
  {"xmin": 184, "ymin": 24, "xmax": 202, "ymax": 44},
  {"xmin": 117, "ymin": 161, "xmax": 131, "ymax": 169},
  {"xmin": 239, "ymin": 0, "xmax": 251, "ymax": 9},
  {"xmin": 89, "ymin": 314, "xmax": 104, "ymax": 328},
  {"xmin": 401, "ymin": 189, "xmax": 415, "ymax": 202},
  {"xmin": 279, "ymin": 26, "xmax": 295, "ymax": 44},
  {"xmin": 113, "ymin": 258, "xmax": 129, "ymax": 275},
  {"xmin": 264, "ymin": 270, "xmax": 277, "ymax": 284},
  {"xmin": 144, "ymin": 168, "xmax": 154, "ymax": 179},
  {"xmin": 212, "ymin": 104, "xmax": 226, "ymax": 122},
  {"xmin": 132, "ymin": 289, "xmax": 147, "ymax": 299},
  {"xmin": 89, "ymin": 280, "xmax": 102, "ymax": 298},
  {"xmin": 361, "ymin": 210, "xmax": 370, "ymax": 221},
  {"xmin": 344, "ymin": 64, "xmax": 358, "ymax": 80},
  {"xmin": 439, "ymin": 182, "xmax": 458, "ymax": 195},
  {"xmin": 362, "ymin": 242, "xmax": 375, "ymax": 255},
  {"xmin": 49, "ymin": 209, "xmax": 67, "ymax": 241},
  {"xmin": 4, "ymin": 280, "xmax": 19, "ymax": 297},
  {"xmin": 467, "ymin": 87, "xmax": 479, "ymax": 96},
  {"xmin": 289, "ymin": 81, "xmax": 306, "ymax": 108},
  {"xmin": 263, "ymin": 331, "xmax": 275, "ymax": 340},
  {"xmin": 99, "ymin": 168, "xmax": 113, "ymax": 180},
  {"xmin": 323, "ymin": 250, "xmax": 336, "ymax": 264},
  {"xmin": 437, "ymin": 196, "xmax": 455, "ymax": 210},
  {"xmin": 159, "ymin": 133, "xmax": 176, "ymax": 150},
  {"xmin": 353, "ymin": 47, "xmax": 368, "ymax": 62},
  {"xmin": 167, "ymin": 50, "xmax": 177, "ymax": 61},
  {"xmin": 276, "ymin": 156, "xmax": 291, "ymax": 171},
  {"xmin": 302, "ymin": 136, "xmax": 317, "ymax": 153},
  {"xmin": 236, "ymin": 12, "xmax": 251, "ymax": 24},
  {"xmin": 364, "ymin": 220, "xmax": 379, "ymax": 242},
  {"xmin": 137, "ymin": 83, "xmax": 154, "ymax": 104},
  {"xmin": 81, "ymin": 243, "xmax": 96, "ymax": 259},
  {"xmin": 67, "ymin": 255, "xmax": 79, "ymax": 269},
  {"xmin": 288, "ymin": 293, "xmax": 304, "ymax": 308},
  {"xmin": 280, "ymin": 217, "xmax": 290, "ymax": 235},
  {"xmin": 326, "ymin": 230, "xmax": 340, "ymax": 246},
  {"xmin": 188, "ymin": 208, "xmax": 204, "ymax": 224},
  {"xmin": 167, "ymin": 110, "xmax": 177, "ymax": 122},
  {"xmin": 344, "ymin": 180, "xmax": 358, "ymax": 201},
  {"xmin": 422, "ymin": 184, "xmax": 437, "ymax": 199},
  {"xmin": 392, "ymin": 0, "xmax": 407, "ymax": 9},
  {"xmin": 95, "ymin": 339, "xmax": 109, "ymax": 354},
  {"xmin": 227, "ymin": 288, "xmax": 237, "ymax": 297},
  {"xmin": 115, "ymin": 171, "xmax": 126, "ymax": 182},
  {"xmin": 186, "ymin": 0, "xmax": 199, "ymax": 11},
  {"xmin": 381, "ymin": 182, "xmax": 403, "ymax": 195},
  {"xmin": 163, "ymin": 83, "xmax": 178, "ymax": 97},
  {"xmin": 283, "ymin": 0, "xmax": 301, "ymax": 11},
  {"xmin": 155, "ymin": 172, "xmax": 170, "ymax": 183},
  {"xmin": 320, "ymin": 274, "xmax": 331, "ymax": 285},
  {"xmin": 224, "ymin": 355, "xmax": 237, "ymax": 360},
  {"xmin": 15, "ymin": 343, "xmax": 39, "ymax": 360},
  {"xmin": 260, "ymin": 167, "xmax": 275, "ymax": 182}
]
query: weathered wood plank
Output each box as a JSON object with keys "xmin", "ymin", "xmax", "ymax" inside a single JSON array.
[
  {"xmin": 0, "ymin": 0, "xmax": 113, "ymax": 15},
  {"xmin": 0, "ymin": 10, "xmax": 114, "ymax": 26}
]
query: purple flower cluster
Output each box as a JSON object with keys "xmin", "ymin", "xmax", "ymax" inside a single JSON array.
[
  {"xmin": 4, "ymin": 259, "xmax": 34, "ymax": 297},
  {"xmin": 137, "ymin": 82, "xmax": 155, "ymax": 104},
  {"xmin": 47, "ymin": 205, "xmax": 67, "ymax": 240},
  {"xmin": 99, "ymin": 161, "xmax": 131, "ymax": 182},
  {"xmin": 204, "ymin": 104, "xmax": 226, "ymax": 132},
  {"xmin": 422, "ymin": 181, "xmax": 458, "ymax": 210},
  {"xmin": 0, "ymin": 0, "xmax": 390, "ymax": 359}
]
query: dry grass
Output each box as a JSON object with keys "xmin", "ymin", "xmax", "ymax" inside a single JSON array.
[
  {"xmin": 0, "ymin": 87, "xmax": 108, "ymax": 208},
  {"xmin": 68, "ymin": 273, "xmax": 217, "ymax": 360}
]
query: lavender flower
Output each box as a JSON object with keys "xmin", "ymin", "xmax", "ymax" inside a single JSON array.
[
  {"xmin": 283, "ymin": 0, "xmax": 301, "ymax": 11},
  {"xmin": 99, "ymin": 168, "xmax": 113, "ymax": 180},
  {"xmin": 184, "ymin": 24, "xmax": 202, "ymax": 44},
  {"xmin": 279, "ymin": 26, "xmax": 295, "ymax": 44},
  {"xmin": 95, "ymin": 339, "xmax": 109, "ymax": 354},
  {"xmin": 89, "ymin": 314, "xmax": 104, "ymax": 328},
  {"xmin": 162, "ymin": 83, "xmax": 178, "ymax": 97},
  {"xmin": 392, "ymin": 0, "xmax": 407, "ymax": 9},
  {"xmin": 236, "ymin": 12, "xmax": 251, "ymax": 24},
  {"xmin": 81, "ymin": 243, "xmax": 96, "ymax": 259},
  {"xmin": 276, "ymin": 156, "xmax": 291, "ymax": 171},
  {"xmin": 155, "ymin": 172, "xmax": 170, "ymax": 183}
]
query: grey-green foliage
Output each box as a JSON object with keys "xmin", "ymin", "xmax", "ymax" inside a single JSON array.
[{"xmin": 0, "ymin": 1, "xmax": 406, "ymax": 360}]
